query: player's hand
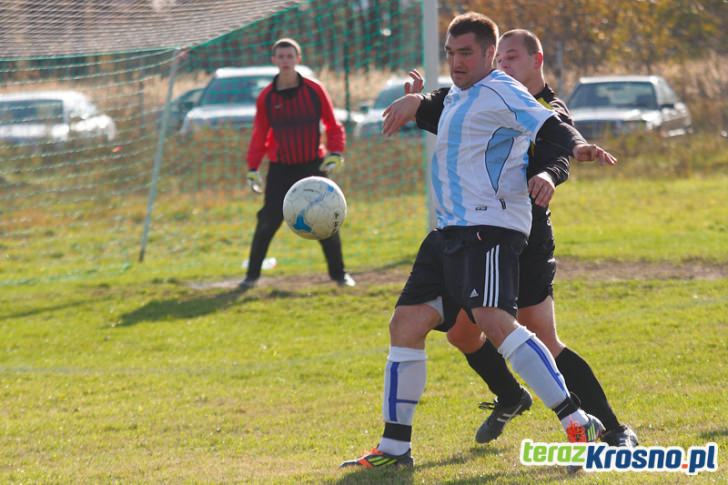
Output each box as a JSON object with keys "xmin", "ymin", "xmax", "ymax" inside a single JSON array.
[
  {"xmin": 404, "ymin": 69, "xmax": 425, "ymax": 94},
  {"xmin": 319, "ymin": 153, "xmax": 344, "ymax": 173},
  {"xmin": 382, "ymin": 94, "xmax": 422, "ymax": 136},
  {"xmin": 246, "ymin": 170, "xmax": 263, "ymax": 194},
  {"xmin": 573, "ymin": 143, "xmax": 617, "ymax": 165},
  {"xmin": 528, "ymin": 172, "xmax": 556, "ymax": 208}
]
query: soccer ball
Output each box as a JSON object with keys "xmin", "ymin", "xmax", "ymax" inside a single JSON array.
[{"xmin": 282, "ymin": 176, "xmax": 347, "ymax": 240}]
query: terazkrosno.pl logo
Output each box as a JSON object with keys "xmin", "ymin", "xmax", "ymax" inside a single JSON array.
[{"xmin": 520, "ymin": 440, "xmax": 718, "ymax": 475}]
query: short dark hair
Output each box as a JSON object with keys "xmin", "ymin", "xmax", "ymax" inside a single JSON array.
[
  {"xmin": 501, "ymin": 29, "xmax": 542, "ymax": 55},
  {"xmin": 272, "ymin": 38, "xmax": 301, "ymax": 56},
  {"xmin": 447, "ymin": 12, "xmax": 499, "ymax": 51}
]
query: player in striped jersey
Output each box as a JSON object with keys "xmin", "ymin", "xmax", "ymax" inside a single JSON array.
[
  {"xmin": 341, "ymin": 12, "xmax": 615, "ymax": 470},
  {"xmin": 239, "ymin": 38, "xmax": 354, "ymax": 290},
  {"xmin": 404, "ymin": 29, "xmax": 638, "ymax": 449}
]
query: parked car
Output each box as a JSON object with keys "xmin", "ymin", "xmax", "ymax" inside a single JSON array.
[
  {"xmin": 354, "ymin": 76, "xmax": 452, "ymax": 138},
  {"xmin": 158, "ymin": 87, "xmax": 203, "ymax": 135},
  {"xmin": 567, "ymin": 75, "xmax": 692, "ymax": 139},
  {"xmin": 180, "ymin": 66, "xmax": 360, "ymax": 135},
  {"xmin": 0, "ymin": 90, "xmax": 117, "ymax": 149}
]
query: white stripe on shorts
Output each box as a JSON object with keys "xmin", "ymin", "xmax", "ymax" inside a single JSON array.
[
  {"xmin": 484, "ymin": 247, "xmax": 491, "ymax": 306},
  {"xmin": 494, "ymin": 245, "xmax": 500, "ymax": 306},
  {"xmin": 483, "ymin": 245, "xmax": 500, "ymax": 307}
]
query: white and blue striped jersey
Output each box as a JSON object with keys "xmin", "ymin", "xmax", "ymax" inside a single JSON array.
[{"xmin": 432, "ymin": 69, "xmax": 555, "ymax": 235}]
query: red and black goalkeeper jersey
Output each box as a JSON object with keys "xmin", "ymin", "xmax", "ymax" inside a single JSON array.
[{"xmin": 246, "ymin": 73, "xmax": 345, "ymax": 170}]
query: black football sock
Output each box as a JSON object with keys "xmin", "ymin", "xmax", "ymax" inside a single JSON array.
[
  {"xmin": 556, "ymin": 347, "xmax": 621, "ymax": 431},
  {"xmin": 465, "ymin": 340, "xmax": 523, "ymax": 405}
]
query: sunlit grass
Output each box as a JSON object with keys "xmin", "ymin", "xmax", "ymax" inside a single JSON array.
[{"xmin": 1, "ymin": 269, "xmax": 726, "ymax": 483}]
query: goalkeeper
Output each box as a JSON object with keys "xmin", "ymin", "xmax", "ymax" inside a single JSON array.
[{"xmin": 240, "ymin": 38, "xmax": 354, "ymax": 290}]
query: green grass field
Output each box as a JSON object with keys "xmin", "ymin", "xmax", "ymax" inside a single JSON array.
[{"xmin": 2, "ymin": 173, "xmax": 728, "ymax": 483}]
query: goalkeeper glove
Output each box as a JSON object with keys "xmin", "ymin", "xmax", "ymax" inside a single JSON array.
[
  {"xmin": 319, "ymin": 153, "xmax": 344, "ymax": 174},
  {"xmin": 246, "ymin": 170, "xmax": 263, "ymax": 194}
]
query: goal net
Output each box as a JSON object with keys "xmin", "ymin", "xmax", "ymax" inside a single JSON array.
[{"xmin": 0, "ymin": 0, "xmax": 428, "ymax": 286}]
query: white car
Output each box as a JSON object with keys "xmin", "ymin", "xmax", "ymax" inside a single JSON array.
[
  {"xmin": 354, "ymin": 76, "xmax": 452, "ymax": 138},
  {"xmin": 181, "ymin": 66, "xmax": 360, "ymax": 135},
  {"xmin": 568, "ymin": 75, "xmax": 692, "ymax": 139},
  {"xmin": 0, "ymin": 90, "xmax": 116, "ymax": 149}
]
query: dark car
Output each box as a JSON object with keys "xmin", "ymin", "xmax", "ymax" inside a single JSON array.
[
  {"xmin": 568, "ymin": 75, "xmax": 692, "ymax": 139},
  {"xmin": 158, "ymin": 87, "xmax": 203, "ymax": 135}
]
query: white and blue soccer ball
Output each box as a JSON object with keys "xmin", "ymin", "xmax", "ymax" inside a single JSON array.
[{"xmin": 282, "ymin": 176, "xmax": 347, "ymax": 240}]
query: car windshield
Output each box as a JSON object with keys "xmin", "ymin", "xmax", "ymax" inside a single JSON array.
[
  {"xmin": 181, "ymin": 88, "xmax": 203, "ymax": 104},
  {"xmin": 199, "ymin": 76, "xmax": 271, "ymax": 106},
  {"xmin": 569, "ymin": 82, "xmax": 657, "ymax": 110},
  {"xmin": 0, "ymin": 99, "xmax": 64, "ymax": 125}
]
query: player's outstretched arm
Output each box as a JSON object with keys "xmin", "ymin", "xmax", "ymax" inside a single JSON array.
[
  {"xmin": 537, "ymin": 117, "xmax": 617, "ymax": 167},
  {"xmin": 381, "ymin": 69, "xmax": 427, "ymax": 136},
  {"xmin": 573, "ymin": 144, "xmax": 617, "ymax": 165},
  {"xmin": 382, "ymin": 94, "xmax": 423, "ymax": 136}
]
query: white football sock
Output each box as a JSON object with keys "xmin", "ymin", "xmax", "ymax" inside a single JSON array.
[
  {"xmin": 499, "ymin": 326, "xmax": 589, "ymax": 430},
  {"xmin": 379, "ymin": 346, "xmax": 426, "ymax": 456}
]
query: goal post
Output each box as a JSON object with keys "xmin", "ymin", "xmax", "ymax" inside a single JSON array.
[{"xmin": 138, "ymin": 48, "xmax": 183, "ymax": 263}]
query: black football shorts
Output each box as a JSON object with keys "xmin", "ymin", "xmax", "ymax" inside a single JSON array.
[
  {"xmin": 396, "ymin": 225, "xmax": 527, "ymax": 331},
  {"xmin": 519, "ymin": 216, "xmax": 556, "ymax": 308}
]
